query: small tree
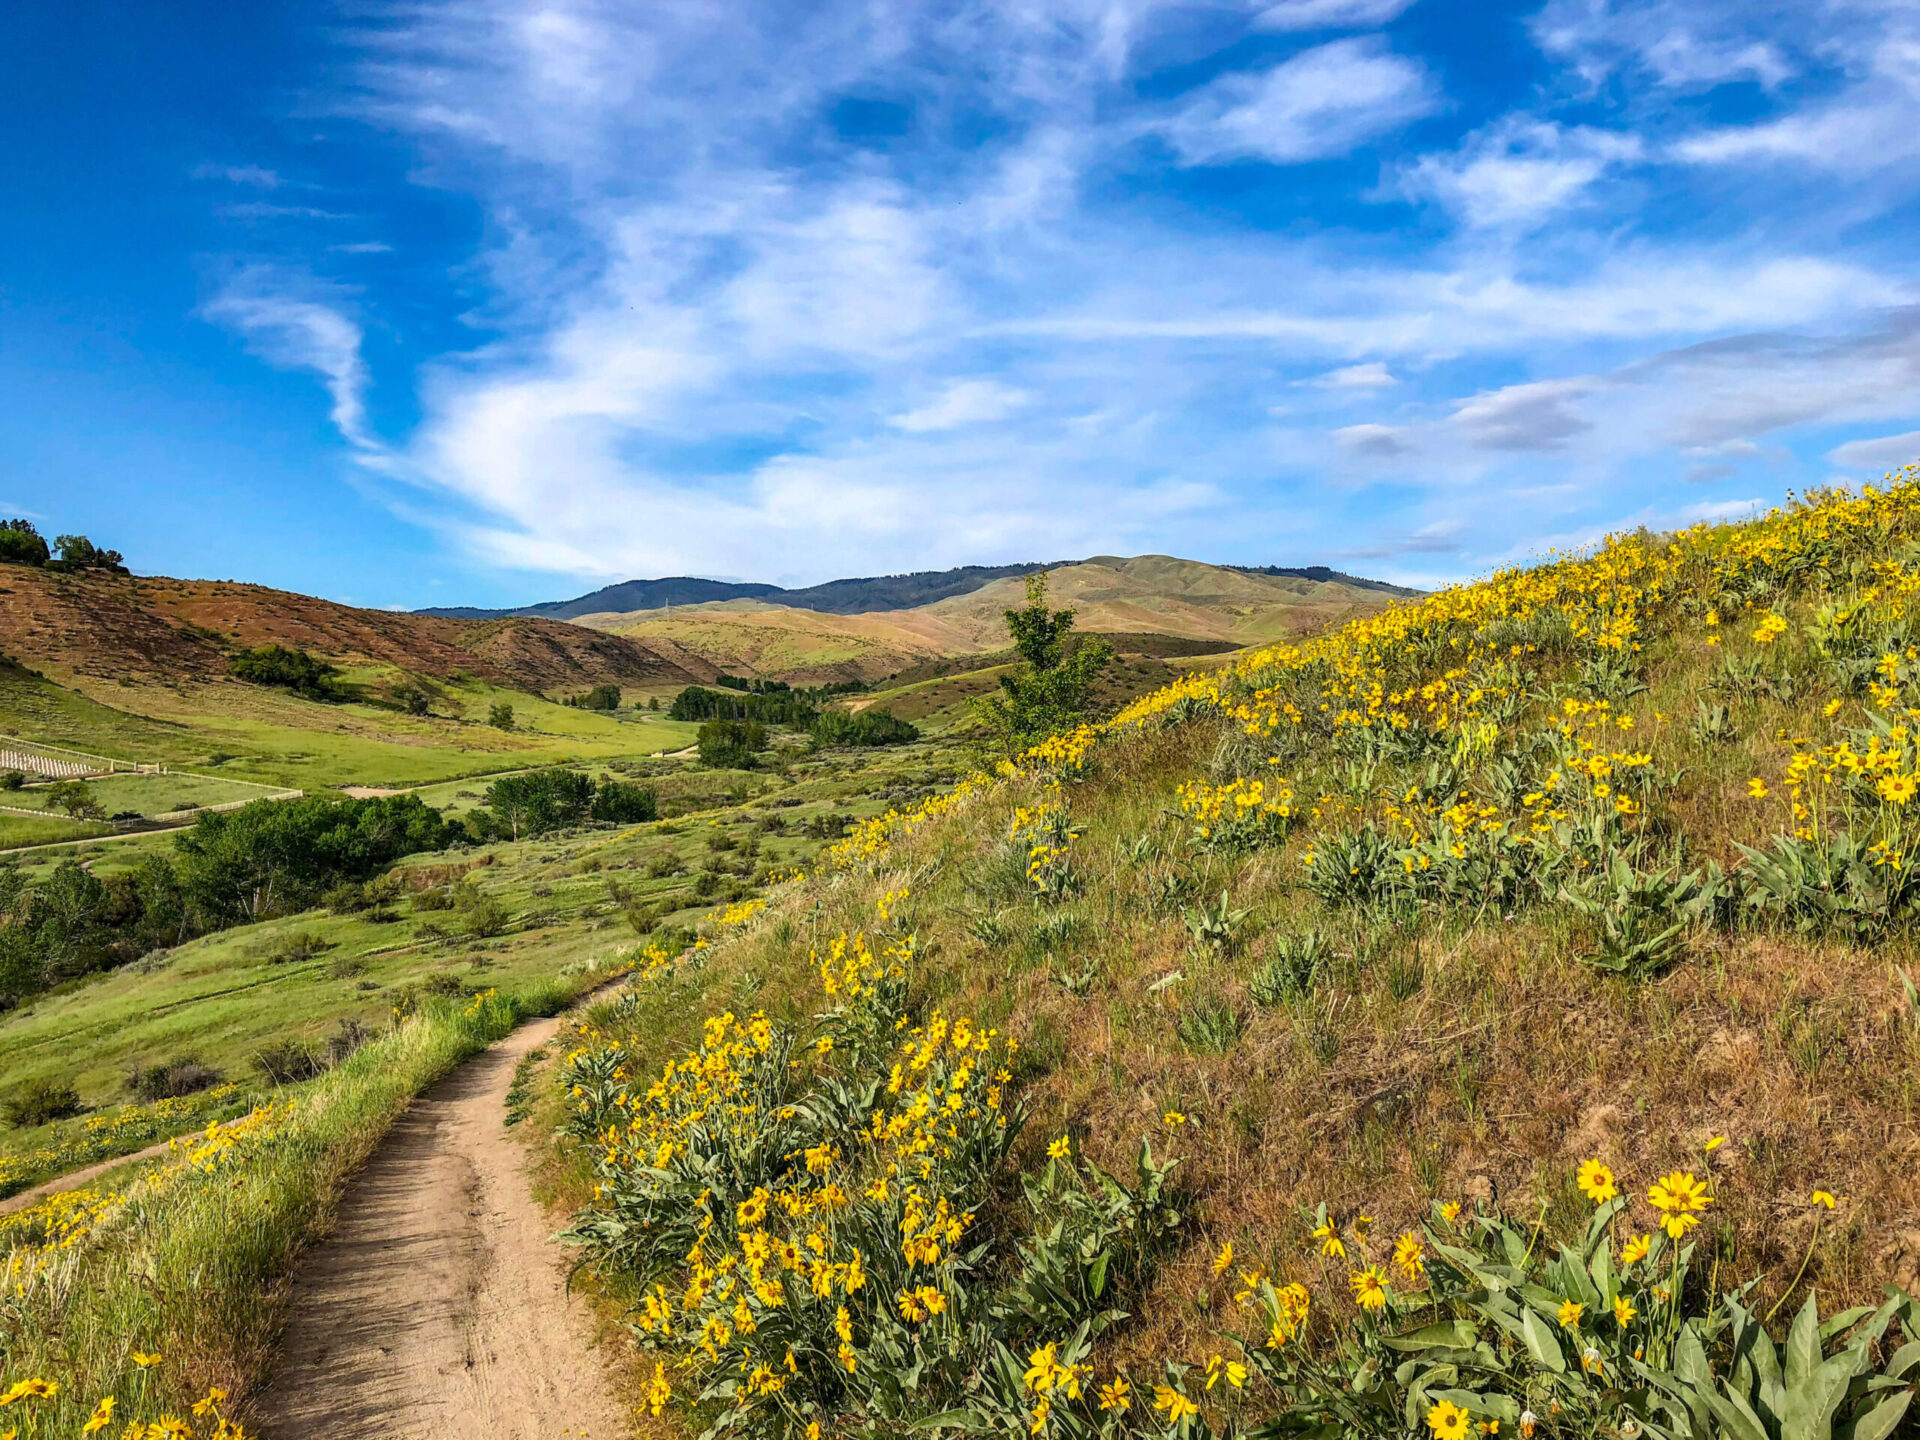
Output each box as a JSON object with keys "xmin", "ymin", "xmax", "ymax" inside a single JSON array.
[
  {"xmin": 0, "ymin": 521, "xmax": 49, "ymax": 568},
  {"xmin": 43, "ymin": 779, "xmax": 107, "ymax": 821},
  {"xmin": 47, "ymin": 534, "xmax": 128, "ymax": 574},
  {"xmin": 974, "ymin": 572, "xmax": 1113, "ymax": 753},
  {"xmin": 487, "ymin": 702, "xmax": 516, "ymax": 731},
  {"xmin": 397, "ymin": 687, "xmax": 431, "ymax": 716}
]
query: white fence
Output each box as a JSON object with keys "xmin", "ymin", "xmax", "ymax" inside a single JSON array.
[{"xmin": 0, "ymin": 748, "xmax": 113, "ymax": 779}]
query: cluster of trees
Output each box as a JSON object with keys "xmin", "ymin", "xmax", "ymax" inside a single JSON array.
[
  {"xmin": 563, "ymin": 684, "xmax": 622, "ymax": 711},
  {"xmin": 228, "ymin": 645, "xmax": 345, "ymax": 702},
  {"xmin": 0, "ymin": 521, "xmax": 128, "ymax": 574},
  {"xmin": 670, "ymin": 685, "xmax": 819, "ymax": 725},
  {"xmin": 809, "ymin": 709, "xmax": 918, "ymax": 747},
  {"xmin": 697, "ymin": 718, "xmax": 770, "ymax": 769},
  {"xmin": 0, "ymin": 793, "xmax": 458, "ymax": 1009},
  {"xmin": 468, "ymin": 767, "xmax": 657, "ymax": 840}
]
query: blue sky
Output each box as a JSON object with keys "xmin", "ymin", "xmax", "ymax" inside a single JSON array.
[{"xmin": 7, "ymin": 0, "xmax": 1920, "ymax": 609}]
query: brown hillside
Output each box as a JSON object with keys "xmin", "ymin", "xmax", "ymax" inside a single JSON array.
[{"xmin": 0, "ymin": 568, "xmax": 711, "ymax": 693}]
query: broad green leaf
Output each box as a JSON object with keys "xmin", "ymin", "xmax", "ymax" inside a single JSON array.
[
  {"xmin": 1521, "ymin": 1308, "xmax": 1567, "ymax": 1373},
  {"xmin": 1382, "ymin": 1320, "xmax": 1481, "ymax": 1352},
  {"xmin": 1886, "ymin": 1341, "xmax": 1920, "ymax": 1380},
  {"xmin": 1787, "ymin": 1293, "xmax": 1822, "ymax": 1388},
  {"xmin": 1842, "ymin": 1388, "xmax": 1913, "ymax": 1440}
]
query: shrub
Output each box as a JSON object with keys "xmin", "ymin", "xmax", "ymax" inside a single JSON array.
[
  {"xmin": 590, "ymin": 777, "xmax": 658, "ymax": 823},
  {"xmin": 1249, "ymin": 931, "xmax": 1331, "ymax": 1006},
  {"xmin": 1, "ymin": 1077, "xmax": 82, "ymax": 1129},
  {"xmin": 227, "ymin": 644, "xmax": 343, "ymax": 701},
  {"xmin": 125, "ymin": 1057, "xmax": 222, "ymax": 1103},
  {"xmin": 462, "ymin": 896, "xmax": 510, "ymax": 938}
]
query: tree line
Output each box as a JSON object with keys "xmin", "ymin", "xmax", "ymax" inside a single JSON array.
[
  {"xmin": 0, "ymin": 520, "xmax": 127, "ymax": 574},
  {"xmin": 0, "ymin": 793, "xmax": 457, "ymax": 1009}
]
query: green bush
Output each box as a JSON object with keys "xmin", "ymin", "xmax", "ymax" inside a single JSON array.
[
  {"xmin": 1, "ymin": 1077, "xmax": 82, "ymax": 1128},
  {"xmin": 227, "ymin": 644, "xmax": 344, "ymax": 701}
]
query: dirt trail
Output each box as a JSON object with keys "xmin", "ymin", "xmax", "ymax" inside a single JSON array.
[{"xmin": 254, "ymin": 1014, "xmax": 628, "ymax": 1439}]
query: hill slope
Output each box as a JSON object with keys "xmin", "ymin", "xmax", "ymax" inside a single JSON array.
[
  {"xmin": 576, "ymin": 555, "xmax": 1404, "ymax": 680},
  {"xmin": 548, "ymin": 475, "xmax": 1920, "ymax": 1438},
  {"xmin": 417, "ymin": 558, "xmax": 1414, "ymax": 621},
  {"xmin": 0, "ymin": 567, "xmax": 714, "ymax": 695}
]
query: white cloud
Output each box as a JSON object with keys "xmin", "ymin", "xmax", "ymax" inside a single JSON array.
[
  {"xmin": 1394, "ymin": 117, "xmax": 1640, "ymax": 228},
  {"xmin": 1163, "ymin": 38, "xmax": 1436, "ymax": 166},
  {"xmin": 202, "ymin": 268, "xmax": 378, "ymax": 452},
  {"xmin": 889, "ymin": 380, "xmax": 1031, "ymax": 432},
  {"xmin": 1452, "ymin": 378, "xmax": 1597, "ymax": 449},
  {"xmin": 1252, "ymin": 0, "xmax": 1415, "ymax": 33},
  {"xmin": 1334, "ymin": 422, "xmax": 1411, "ymax": 456},
  {"xmin": 1530, "ymin": 0, "xmax": 1796, "ymax": 90},
  {"xmin": 1674, "ymin": 35, "xmax": 1920, "ymax": 172},
  {"xmin": 193, "ymin": 163, "xmax": 282, "ymax": 187},
  {"xmin": 1302, "ymin": 361, "xmax": 1398, "ymax": 388},
  {"xmin": 243, "ymin": 0, "xmax": 1920, "ymax": 588},
  {"xmin": 1829, "ymin": 429, "xmax": 1920, "ymax": 470}
]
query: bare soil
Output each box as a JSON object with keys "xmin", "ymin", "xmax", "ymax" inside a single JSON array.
[{"xmin": 253, "ymin": 1015, "xmax": 628, "ymax": 1439}]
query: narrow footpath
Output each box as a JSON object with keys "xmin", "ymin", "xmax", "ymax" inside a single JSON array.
[{"xmin": 254, "ymin": 1014, "xmax": 627, "ymax": 1439}]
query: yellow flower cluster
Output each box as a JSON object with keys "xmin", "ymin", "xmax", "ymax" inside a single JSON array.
[
  {"xmin": 0, "ymin": 1084, "xmax": 244, "ymax": 1202},
  {"xmin": 563, "ymin": 930, "xmax": 1015, "ymax": 1435}
]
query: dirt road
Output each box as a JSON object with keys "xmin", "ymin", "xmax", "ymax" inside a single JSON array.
[{"xmin": 254, "ymin": 1014, "xmax": 628, "ymax": 1439}]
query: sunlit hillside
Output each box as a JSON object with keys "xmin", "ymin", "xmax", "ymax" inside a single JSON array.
[
  {"xmin": 551, "ymin": 476, "xmax": 1920, "ymax": 1439},
  {"xmin": 576, "ymin": 555, "xmax": 1409, "ymax": 681}
]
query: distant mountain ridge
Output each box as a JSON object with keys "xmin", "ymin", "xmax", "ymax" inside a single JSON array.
[{"xmin": 417, "ymin": 558, "xmax": 1415, "ymax": 620}]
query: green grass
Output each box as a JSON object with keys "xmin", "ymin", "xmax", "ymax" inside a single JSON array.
[
  {"xmin": 53, "ymin": 772, "xmax": 285, "ymax": 817},
  {"xmin": 0, "ymin": 978, "xmax": 612, "ymax": 1433},
  {"xmin": 0, "ymin": 733, "xmax": 956, "ymax": 1189},
  {"xmin": 0, "ymin": 811, "xmax": 110, "ymax": 847}
]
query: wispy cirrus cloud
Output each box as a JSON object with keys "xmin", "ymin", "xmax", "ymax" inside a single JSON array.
[{"xmin": 201, "ymin": 267, "xmax": 379, "ymax": 453}]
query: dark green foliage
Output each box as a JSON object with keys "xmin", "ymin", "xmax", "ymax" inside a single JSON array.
[
  {"xmin": 228, "ymin": 644, "xmax": 344, "ymax": 702},
  {"xmin": 590, "ymin": 777, "xmax": 658, "ymax": 823},
  {"xmin": 1, "ymin": 1077, "xmax": 82, "ymax": 1128},
  {"xmin": 41, "ymin": 779, "xmax": 106, "ymax": 820},
  {"xmin": 565, "ymin": 683, "xmax": 622, "ymax": 710},
  {"xmin": 975, "ymin": 573, "xmax": 1114, "ymax": 750},
  {"xmin": 0, "ymin": 771, "xmax": 22, "ymax": 790},
  {"xmin": 47, "ymin": 534, "xmax": 128, "ymax": 574},
  {"xmin": 173, "ymin": 793, "xmax": 459, "ymax": 924},
  {"xmin": 473, "ymin": 767, "xmax": 594, "ymax": 839},
  {"xmin": 0, "ymin": 520, "xmax": 49, "ymax": 568},
  {"xmin": 672, "ymin": 685, "xmax": 817, "ymax": 725},
  {"xmin": 698, "ymin": 718, "xmax": 769, "ymax": 768},
  {"xmin": 810, "ymin": 708, "xmax": 919, "ymax": 747},
  {"xmin": 125, "ymin": 1056, "xmax": 222, "ymax": 1102},
  {"xmin": 396, "ymin": 686, "xmax": 431, "ymax": 716},
  {"xmin": 488, "ymin": 701, "xmax": 516, "ymax": 730}
]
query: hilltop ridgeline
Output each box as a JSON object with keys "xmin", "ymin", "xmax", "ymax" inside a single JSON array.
[{"xmin": 415, "ymin": 556, "xmax": 1417, "ymax": 621}]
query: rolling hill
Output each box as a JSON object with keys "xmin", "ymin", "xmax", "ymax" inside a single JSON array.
[
  {"xmin": 416, "ymin": 557, "xmax": 1414, "ymax": 621},
  {"xmin": 0, "ymin": 567, "xmax": 720, "ymax": 790},
  {"xmin": 572, "ymin": 554, "xmax": 1412, "ymax": 680},
  {"xmin": 0, "ymin": 566, "xmax": 713, "ymax": 696}
]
